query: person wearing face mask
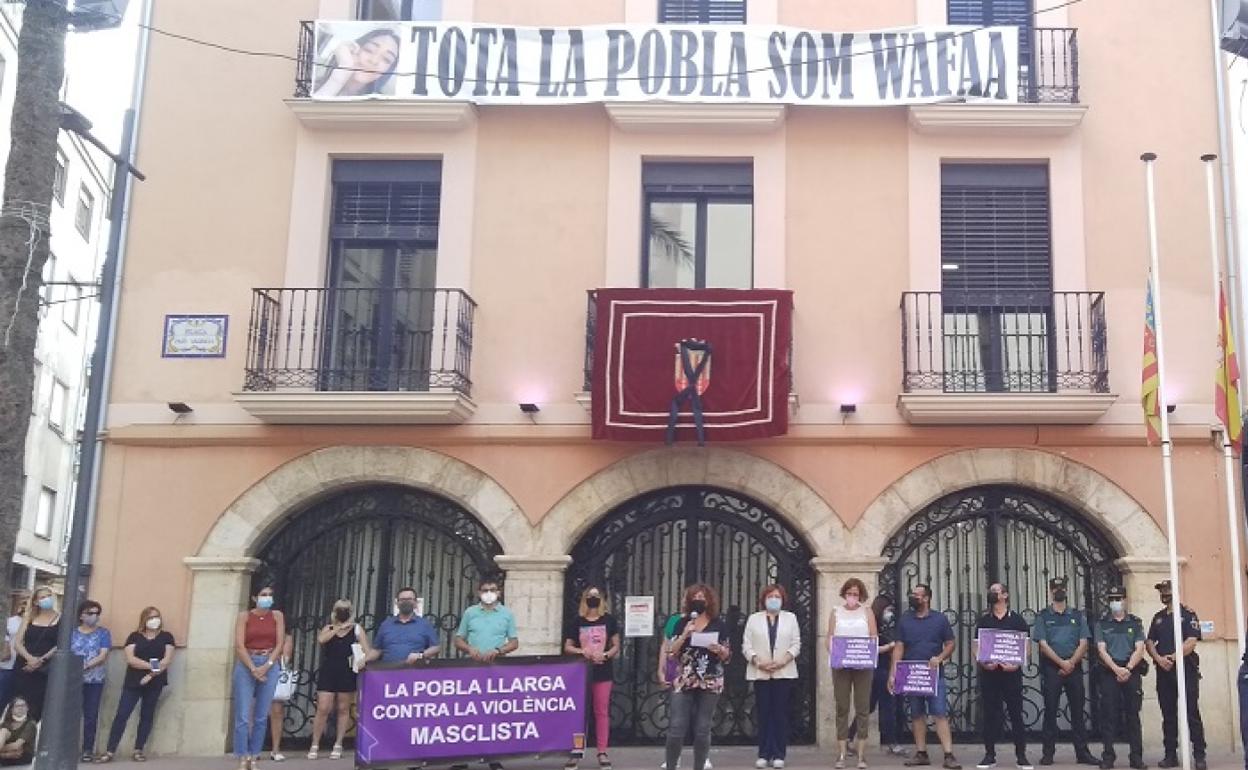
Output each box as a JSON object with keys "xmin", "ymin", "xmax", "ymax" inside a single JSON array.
[
  {"xmin": 369, "ymin": 588, "xmax": 439, "ymax": 669},
  {"xmin": 563, "ymin": 586, "xmax": 622, "ymax": 770},
  {"xmin": 99, "ymin": 606, "xmax": 174, "ymax": 763},
  {"xmin": 231, "ymin": 586, "xmax": 286, "ymax": 770},
  {"xmin": 973, "ymin": 583, "xmax": 1033, "ymax": 770},
  {"xmin": 13, "ymin": 585, "xmax": 59, "ymax": 721},
  {"xmin": 742, "ymin": 584, "xmax": 801, "ymax": 770},
  {"xmin": 664, "ymin": 584, "xmax": 731, "ymax": 770},
  {"xmin": 1092, "ymin": 585, "xmax": 1147, "ymax": 770},
  {"xmin": 888, "ymin": 583, "xmax": 959, "ymax": 770},
  {"xmin": 848, "ymin": 595, "xmax": 905, "ymax": 757},
  {"xmin": 71, "ymin": 600, "xmax": 112, "ymax": 762},
  {"xmin": 454, "ymin": 579, "xmax": 519, "ymax": 663},
  {"xmin": 1032, "ymin": 577, "xmax": 1096, "ymax": 767},
  {"xmin": 310, "ymin": 600, "xmax": 373, "ymax": 760},
  {"xmin": 0, "ymin": 591, "xmax": 30, "ymax": 718},
  {"xmin": 0, "ymin": 696, "xmax": 36, "ymax": 766},
  {"xmin": 829, "ymin": 579, "xmax": 878, "ymax": 769},
  {"xmin": 1145, "ymin": 580, "xmax": 1205, "ymax": 770}
]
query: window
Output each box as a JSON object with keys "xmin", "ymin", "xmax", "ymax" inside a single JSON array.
[
  {"xmin": 326, "ymin": 159, "xmax": 442, "ymax": 391},
  {"xmin": 948, "ymin": 0, "xmax": 1033, "ymax": 64},
  {"xmin": 75, "ymin": 184, "xmax": 94, "ymax": 239},
  {"xmin": 53, "ymin": 150, "xmax": 67, "ymax": 205},
  {"xmin": 40, "ymin": 252, "xmax": 57, "ymax": 316},
  {"xmin": 48, "ymin": 379, "xmax": 69, "ymax": 434},
  {"xmin": 30, "ymin": 361, "xmax": 40, "ymax": 415},
  {"xmin": 34, "ymin": 487, "xmax": 55, "ymax": 539},
  {"xmin": 62, "ymin": 278, "xmax": 82, "ymax": 332},
  {"xmin": 659, "ymin": 0, "xmax": 746, "ymax": 23},
  {"xmin": 643, "ymin": 162, "xmax": 753, "ymax": 289},
  {"xmin": 940, "ymin": 163, "xmax": 1052, "ymax": 393},
  {"xmin": 357, "ymin": 0, "xmax": 442, "ymax": 20}
]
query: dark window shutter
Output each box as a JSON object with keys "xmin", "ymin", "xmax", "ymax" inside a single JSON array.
[
  {"xmin": 940, "ymin": 164, "xmax": 1051, "ymax": 306},
  {"xmin": 331, "ymin": 160, "xmax": 441, "ymax": 241},
  {"xmin": 659, "ymin": 0, "xmax": 746, "ymax": 24},
  {"xmin": 643, "ymin": 162, "xmax": 753, "ymax": 194},
  {"xmin": 947, "ymin": 0, "xmax": 1033, "ymax": 63}
]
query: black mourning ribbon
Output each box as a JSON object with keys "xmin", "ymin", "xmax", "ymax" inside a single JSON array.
[{"xmin": 666, "ymin": 339, "xmax": 713, "ymax": 447}]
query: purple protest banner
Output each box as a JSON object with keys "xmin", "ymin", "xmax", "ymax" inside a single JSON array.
[
  {"xmin": 829, "ymin": 637, "xmax": 878, "ymax": 669},
  {"xmin": 894, "ymin": 660, "xmax": 938, "ymax": 696},
  {"xmin": 977, "ymin": 629, "xmax": 1028, "ymax": 666},
  {"xmin": 356, "ymin": 656, "xmax": 589, "ymax": 767}
]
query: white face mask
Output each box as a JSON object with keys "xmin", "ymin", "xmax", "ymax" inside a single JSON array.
[
  {"xmin": 1109, "ymin": 600, "xmax": 1124, "ymax": 614},
  {"xmin": 480, "ymin": 591, "xmax": 498, "ymax": 606},
  {"xmin": 146, "ymin": 617, "xmax": 162, "ymax": 631}
]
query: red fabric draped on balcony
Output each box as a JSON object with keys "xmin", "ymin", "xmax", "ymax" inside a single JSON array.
[{"xmin": 591, "ymin": 289, "xmax": 793, "ymax": 442}]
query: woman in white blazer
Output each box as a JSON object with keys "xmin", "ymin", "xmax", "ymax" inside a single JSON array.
[{"xmin": 742, "ymin": 584, "xmax": 802, "ymax": 770}]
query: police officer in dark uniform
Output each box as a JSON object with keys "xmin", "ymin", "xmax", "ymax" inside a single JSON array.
[
  {"xmin": 1032, "ymin": 577, "xmax": 1097, "ymax": 766},
  {"xmin": 1093, "ymin": 585, "xmax": 1147, "ymax": 770},
  {"xmin": 974, "ymin": 582, "xmax": 1033, "ymax": 770},
  {"xmin": 1145, "ymin": 580, "xmax": 1207, "ymax": 770}
]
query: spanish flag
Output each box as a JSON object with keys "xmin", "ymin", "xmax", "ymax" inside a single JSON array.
[
  {"xmin": 1215, "ymin": 281, "xmax": 1242, "ymax": 453},
  {"xmin": 1142, "ymin": 276, "xmax": 1161, "ymax": 445}
]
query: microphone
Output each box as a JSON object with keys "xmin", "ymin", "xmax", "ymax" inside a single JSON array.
[{"xmin": 689, "ymin": 611, "xmax": 700, "ymax": 621}]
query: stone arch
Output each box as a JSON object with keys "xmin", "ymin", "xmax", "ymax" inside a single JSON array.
[
  {"xmin": 196, "ymin": 445, "xmax": 535, "ymax": 558},
  {"xmin": 851, "ymin": 447, "xmax": 1167, "ymax": 557},
  {"xmin": 535, "ymin": 446, "xmax": 846, "ymax": 555}
]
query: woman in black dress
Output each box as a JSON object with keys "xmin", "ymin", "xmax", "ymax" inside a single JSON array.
[
  {"xmin": 307, "ymin": 600, "xmax": 371, "ymax": 760},
  {"xmin": 13, "ymin": 586, "xmax": 60, "ymax": 720}
]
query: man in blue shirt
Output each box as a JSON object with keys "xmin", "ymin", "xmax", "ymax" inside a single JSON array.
[
  {"xmin": 367, "ymin": 587, "xmax": 439, "ymax": 665},
  {"xmin": 889, "ymin": 583, "xmax": 960, "ymax": 770}
]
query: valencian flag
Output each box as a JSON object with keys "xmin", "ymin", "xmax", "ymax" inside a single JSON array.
[
  {"xmin": 1142, "ymin": 276, "xmax": 1162, "ymax": 445},
  {"xmin": 1215, "ymin": 282, "xmax": 1243, "ymax": 453}
]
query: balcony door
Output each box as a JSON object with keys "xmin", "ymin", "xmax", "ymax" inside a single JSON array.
[{"xmin": 324, "ymin": 160, "xmax": 441, "ymax": 392}]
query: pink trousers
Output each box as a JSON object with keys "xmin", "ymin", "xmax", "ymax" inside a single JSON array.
[{"xmin": 591, "ymin": 680, "xmax": 613, "ymax": 753}]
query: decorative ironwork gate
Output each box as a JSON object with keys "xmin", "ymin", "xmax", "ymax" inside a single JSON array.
[
  {"xmin": 565, "ymin": 486, "xmax": 817, "ymax": 746},
  {"xmin": 878, "ymin": 486, "xmax": 1121, "ymax": 742},
  {"xmin": 250, "ymin": 484, "xmax": 503, "ymax": 745}
]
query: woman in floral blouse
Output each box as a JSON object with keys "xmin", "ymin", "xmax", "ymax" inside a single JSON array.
[
  {"xmin": 71, "ymin": 599, "xmax": 111, "ymax": 762},
  {"xmin": 663, "ymin": 584, "xmax": 731, "ymax": 770}
]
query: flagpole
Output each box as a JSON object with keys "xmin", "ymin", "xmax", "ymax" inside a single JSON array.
[
  {"xmin": 1203, "ymin": 153, "xmax": 1248, "ymax": 664},
  {"xmin": 1142, "ymin": 152, "xmax": 1193, "ymax": 770}
]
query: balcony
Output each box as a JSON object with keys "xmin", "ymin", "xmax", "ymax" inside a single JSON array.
[
  {"xmin": 910, "ymin": 27, "xmax": 1085, "ymax": 134},
  {"xmin": 897, "ymin": 291, "xmax": 1116, "ymax": 424},
  {"xmin": 233, "ymin": 287, "xmax": 477, "ymax": 424}
]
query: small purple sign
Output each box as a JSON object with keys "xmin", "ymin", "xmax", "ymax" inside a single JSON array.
[
  {"xmin": 356, "ymin": 657, "xmax": 589, "ymax": 766},
  {"xmin": 977, "ymin": 629, "xmax": 1028, "ymax": 666},
  {"xmin": 829, "ymin": 637, "xmax": 878, "ymax": 669},
  {"xmin": 894, "ymin": 660, "xmax": 938, "ymax": 696}
]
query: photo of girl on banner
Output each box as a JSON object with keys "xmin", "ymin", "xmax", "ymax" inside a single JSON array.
[{"xmin": 313, "ymin": 22, "xmax": 401, "ymax": 98}]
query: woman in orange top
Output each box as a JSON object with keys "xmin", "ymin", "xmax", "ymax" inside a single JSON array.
[{"xmin": 232, "ymin": 586, "xmax": 285, "ymax": 770}]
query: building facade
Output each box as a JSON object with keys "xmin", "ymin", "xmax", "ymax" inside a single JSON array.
[
  {"xmin": 90, "ymin": 0, "xmax": 1246, "ymax": 757},
  {"xmin": 0, "ymin": 6, "xmax": 111, "ymax": 592}
]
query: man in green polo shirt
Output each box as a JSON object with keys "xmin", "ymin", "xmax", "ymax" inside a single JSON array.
[
  {"xmin": 1032, "ymin": 577, "xmax": 1097, "ymax": 766},
  {"xmin": 454, "ymin": 578, "xmax": 519, "ymax": 661},
  {"xmin": 1093, "ymin": 585, "xmax": 1147, "ymax": 770}
]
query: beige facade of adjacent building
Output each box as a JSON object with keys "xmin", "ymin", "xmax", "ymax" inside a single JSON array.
[{"xmin": 88, "ymin": 0, "xmax": 1248, "ymax": 758}]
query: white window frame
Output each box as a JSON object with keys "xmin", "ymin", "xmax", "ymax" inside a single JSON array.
[
  {"xmin": 34, "ymin": 487, "xmax": 56, "ymax": 539},
  {"xmin": 48, "ymin": 378, "xmax": 68, "ymax": 434},
  {"xmin": 75, "ymin": 184, "xmax": 94, "ymax": 239}
]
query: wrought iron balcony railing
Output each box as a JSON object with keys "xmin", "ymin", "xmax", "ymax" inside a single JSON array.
[
  {"xmin": 242, "ymin": 287, "xmax": 476, "ymax": 394},
  {"xmin": 901, "ymin": 291, "xmax": 1107, "ymax": 394}
]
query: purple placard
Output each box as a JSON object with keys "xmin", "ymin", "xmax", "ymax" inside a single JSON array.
[
  {"xmin": 977, "ymin": 629, "xmax": 1028, "ymax": 666},
  {"xmin": 894, "ymin": 660, "xmax": 938, "ymax": 696},
  {"xmin": 829, "ymin": 637, "xmax": 878, "ymax": 669},
  {"xmin": 356, "ymin": 657, "xmax": 589, "ymax": 766}
]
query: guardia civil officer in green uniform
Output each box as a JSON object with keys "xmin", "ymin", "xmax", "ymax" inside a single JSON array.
[
  {"xmin": 1093, "ymin": 585, "xmax": 1147, "ymax": 770},
  {"xmin": 1145, "ymin": 580, "xmax": 1206, "ymax": 770},
  {"xmin": 1031, "ymin": 577, "xmax": 1097, "ymax": 766}
]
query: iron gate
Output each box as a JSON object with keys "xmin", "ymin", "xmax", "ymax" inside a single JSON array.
[
  {"xmin": 877, "ymin": 485, "xmax": 1122, "ymax": 742},
  {"xmin": 565, "ymin": 486, "xmax": 817, "ymax": 746},
  {"xmin": 250, "ymin": 484, "xmax": 503, "ymax": 745}
]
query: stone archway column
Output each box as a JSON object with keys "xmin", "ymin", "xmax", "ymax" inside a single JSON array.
[
  {"xmin": 812, "ymin": 556, "xmax": 891, "ymax": 749},
  {"xmin": 1113, "ymin": 556, "xmax": 1188, "ymax": 750},
  {"xmin": 495, "ymin": 555, "xmax": 573, "ymax": 655},
  {"xmin": 180, "ymin": 556, "xmax": 260, "ymax": 756}
]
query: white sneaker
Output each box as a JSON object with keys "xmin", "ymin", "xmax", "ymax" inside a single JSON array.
[
  {"xmin": 705, "ymin": 762, "xmax": 712, "ymax": 770},
  {"xmin": 659, "ymin": 763, "xmax": 682, "ymax": 770},
  {"xmin": 773, "ymin": 761, "xmax": 785, "ymax": 769},
  {"xmin": 756, "ymin": 760, "xmax": 768, "ymax": 769}
]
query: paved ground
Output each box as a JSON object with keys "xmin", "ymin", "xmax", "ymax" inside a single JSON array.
[{"xmin": 88, "ymin": 747, "xmax": 1245, "ymax": 770}]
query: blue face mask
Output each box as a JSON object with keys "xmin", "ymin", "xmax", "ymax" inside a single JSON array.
[
  {"xmin": 764, "ymin": 597, "xmax": 782, "ymax": 612},
  {"xmin": 256, "ymin": 596, "xmax": 274, "ymax": 610},
  {"xmin": 37, "ymin": 597, "xmax": 54, "ymax": 611}
]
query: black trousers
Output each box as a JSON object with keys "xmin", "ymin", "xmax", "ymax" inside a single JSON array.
[
  {"xmin": 1097, "ymin": 667, "xmax": 1142, "ymax": 764},
  {"xmin": 1040, "ymin": 662, "xmax": 1090, "ymax": 757},
  {"xmin": 1156, "ymin": 666, "xmax": 1206, "ymax": 758},
  {"xmin": 754, "ymin": 678, "xmax": 795, "ymax": 761},
  {"xmin": 981, "ymin": 669, "xmax": 1026, "ymax": 757}
]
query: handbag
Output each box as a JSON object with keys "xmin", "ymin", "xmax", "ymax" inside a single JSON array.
[{"xmin": 273, "ymin": 661, "xmax": 296, "ymax": 702}]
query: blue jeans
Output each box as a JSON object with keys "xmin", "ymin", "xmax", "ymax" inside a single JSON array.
[
  {"xmin": 233, "ymin": 655, "xmax": 280, "ymax": 757},
  {"xmin": 1238, "ymin": 662, "xmax": 1248, "ymax": 770},
  {"xmin": 83, "ymin": 682, "xmax": 104, "ymax": 753}
]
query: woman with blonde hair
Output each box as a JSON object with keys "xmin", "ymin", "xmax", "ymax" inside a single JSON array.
[
  {"xmin": 828, "ymin": 578, "xmax": 879, "ymax": 770},
  {"xmin": 563, "ymin": 586, "xmax": 621, "ymax": 770},
  {"xmin": 308, "ymin": 599, "xmax": 369, "ymax": 760},
  {"xmin": 99, "ymin": 606, "xmax": 174, "ymax": 762},
  {"xmin": 13, "ymin": 585, "xmax": 59, "ymax": 720}
]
